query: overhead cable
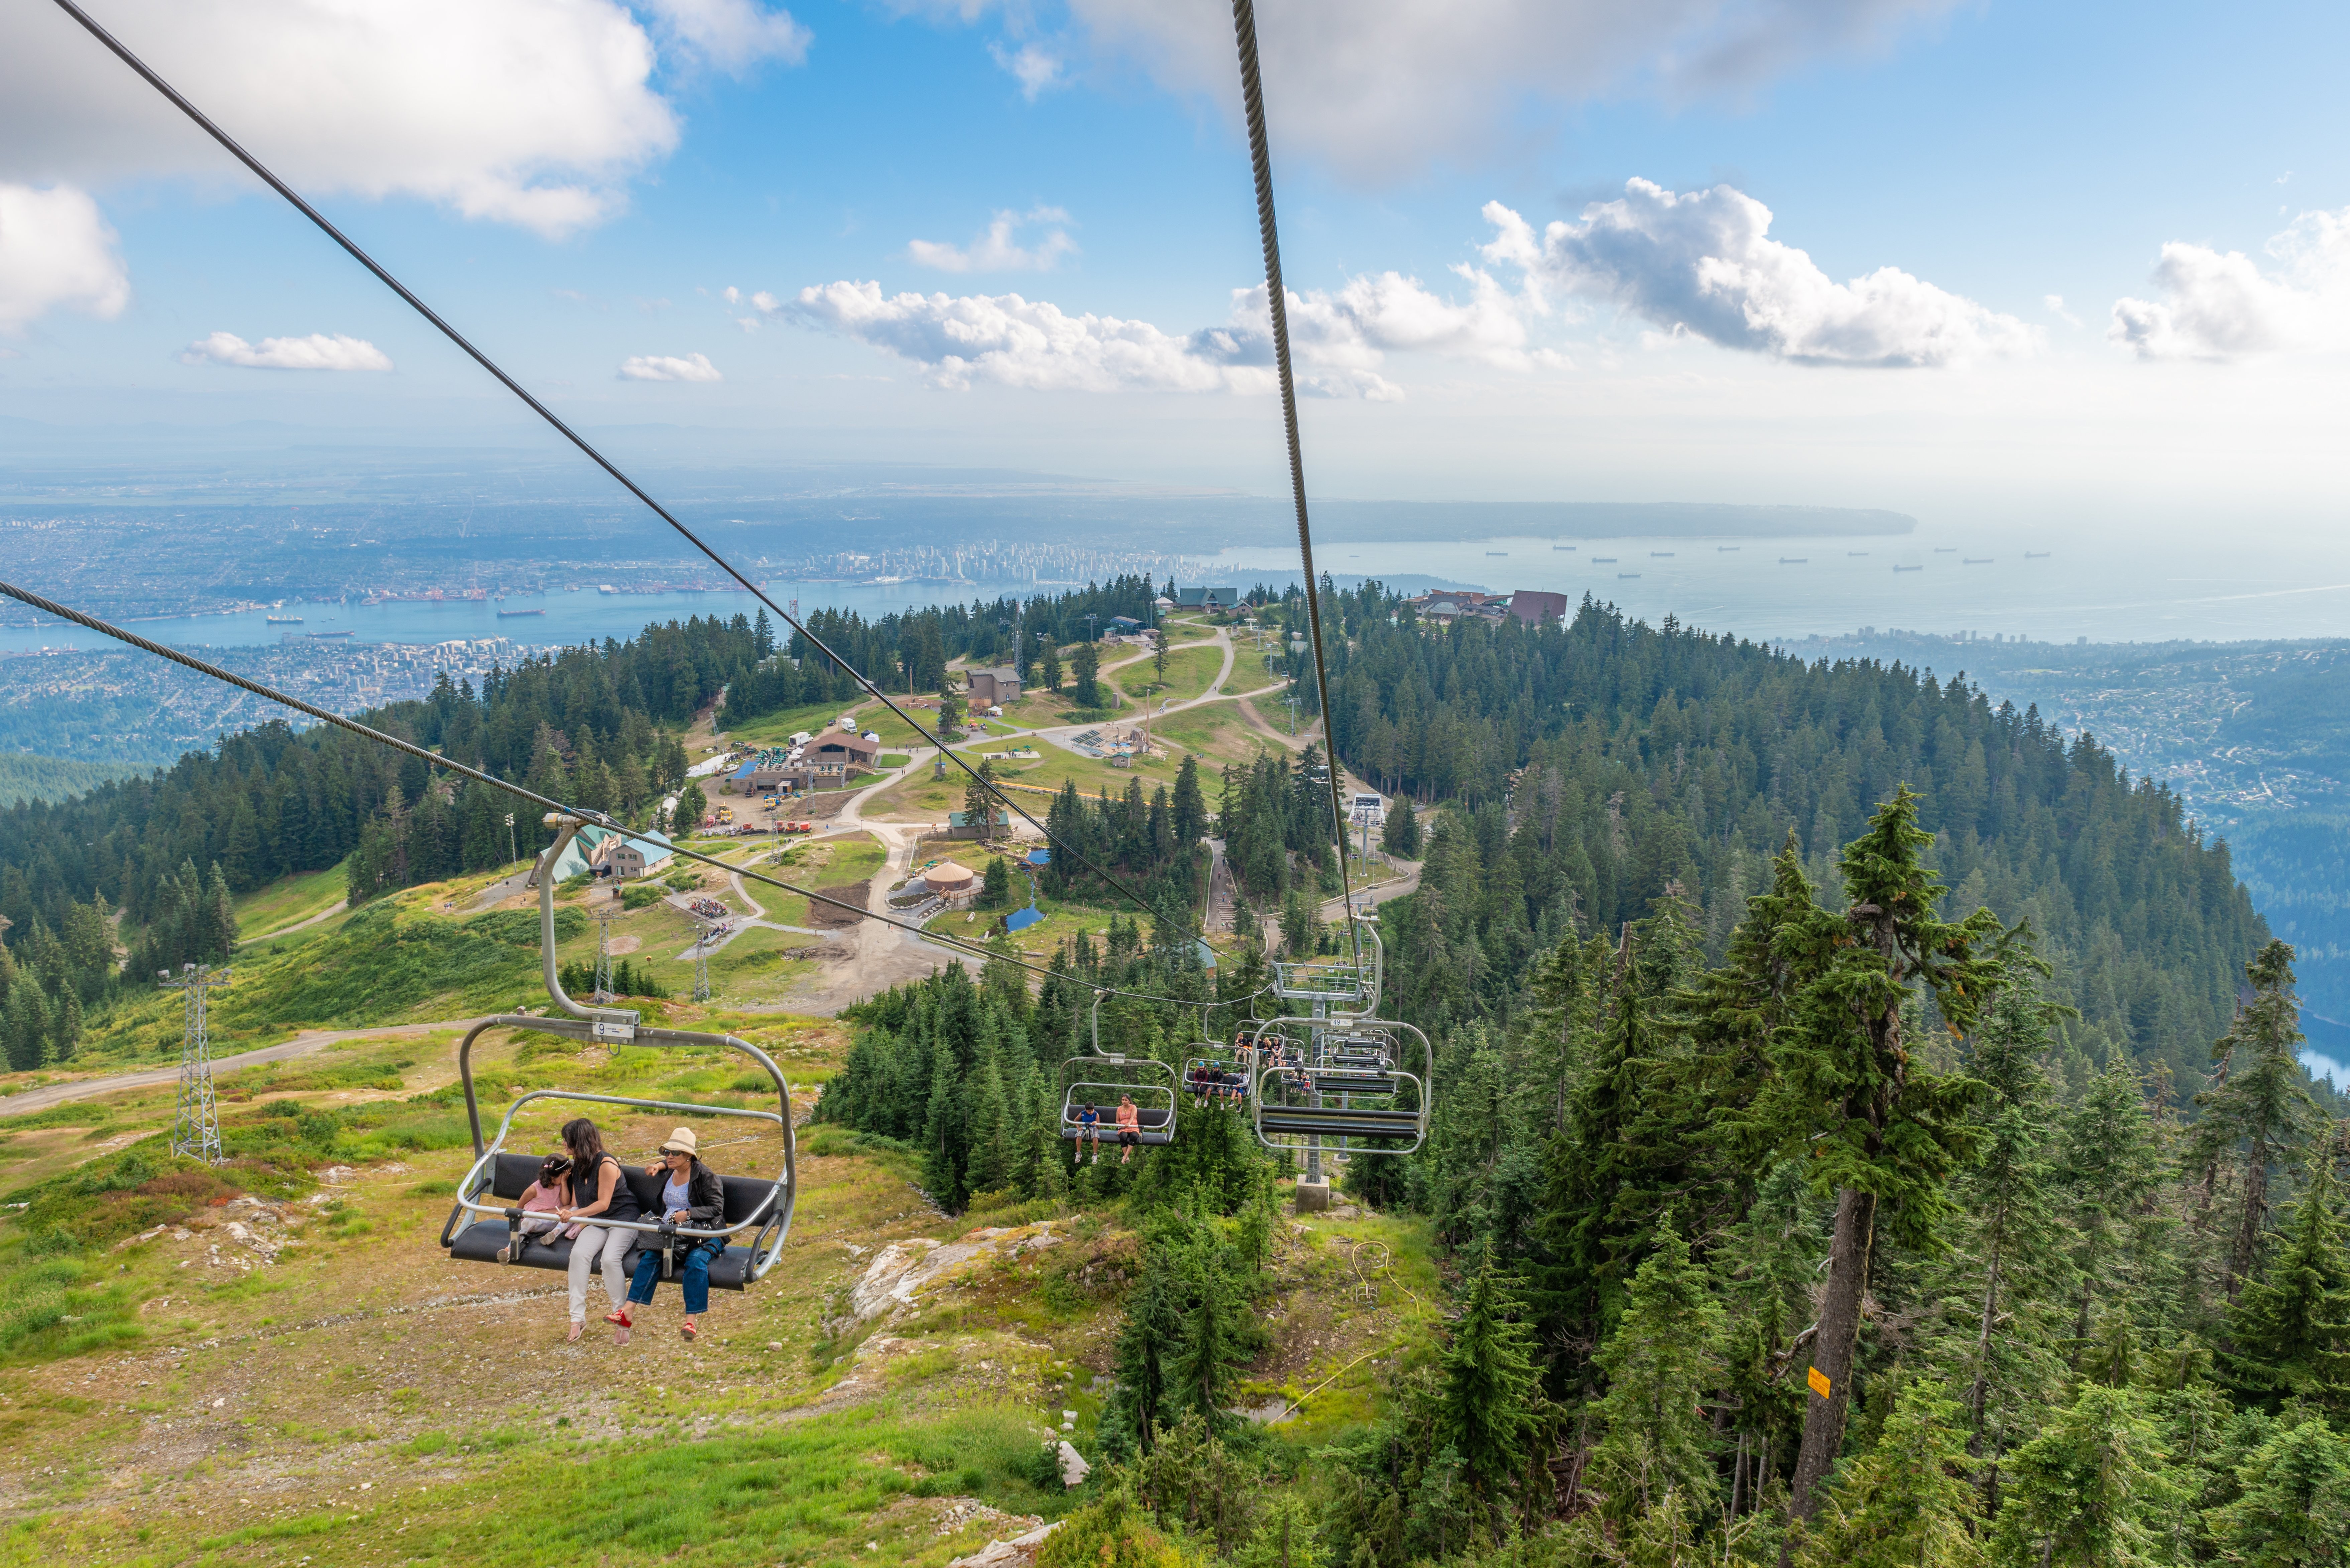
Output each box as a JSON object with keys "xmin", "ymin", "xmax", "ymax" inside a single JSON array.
[
  {"xmin": 1227, "ymin": 0, "xmax": 1362, "ymax": 964},
  {"xmin": 46, "ymin": 0, "xmax": 1172, "ymax": 932},
  {"xmin": 0, "ymin": 578, "xmax": 1257, "ymax": 1011}
]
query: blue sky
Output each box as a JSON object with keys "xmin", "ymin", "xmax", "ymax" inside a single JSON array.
[{"xmin": 4, "ymin": 0, "xmax": 2348, "ymax": 531}]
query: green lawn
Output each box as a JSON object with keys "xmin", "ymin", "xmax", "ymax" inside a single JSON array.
[
  {"xmin": 1150, "ymin": 701, "xmax": 1282, "ymax": 766},
  {"xmin": 1116, "ymin": 644, "xmax": 1222, "ymax": 705},
  {"xmin": 865, "ymin": 739, "xmax": 1185, "ymax": 820},
  {"xmin": 232, "ymin": 863, "xmax": 352, "ymax": 941},
  {"xmin": 1227, "ymin": 640, "xmax": 1287, "ymax": 693},
  {"xmin": 727, "ymin": 697, "xmax": 935, "ymax": 750}
]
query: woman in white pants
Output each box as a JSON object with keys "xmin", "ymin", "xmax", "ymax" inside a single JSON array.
[{"xmin": 556, "ymin": 1118, "xmax": 641, "ymax": 1343}]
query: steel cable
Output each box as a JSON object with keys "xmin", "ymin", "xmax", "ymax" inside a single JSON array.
[
  {"xmin": 46, "ymin": 0, "xmax": 1173, "ymax": 933},
  {"xmin": 1227, "ymin": 0, "xmax": 1362, "ymax": 967},
  {"xmin": 0, "ymin": 578, "xmax": 1265, "ymax": 1011}
]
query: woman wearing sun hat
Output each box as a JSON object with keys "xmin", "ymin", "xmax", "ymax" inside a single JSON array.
[{"xmin": 614, "ymin": 1126, "xmax": 729, "ymax": 1341}]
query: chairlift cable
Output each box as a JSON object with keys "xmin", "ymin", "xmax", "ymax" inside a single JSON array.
[
  {"xmin": 1227, "ymin": 0, "xmax": 1361, "ymax": 967},
  {"xmin": 46, "ymin": 0, "xmax": 1173, "ymax": 933},
  {"xmin": 0, "ymin": 578, "xmax": 1264, "ymax": 1011}
]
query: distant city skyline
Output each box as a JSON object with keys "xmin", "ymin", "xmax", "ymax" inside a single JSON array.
[{"xmin": 1, "ymin": 0, "xmax": 2347, "ymax": 545}]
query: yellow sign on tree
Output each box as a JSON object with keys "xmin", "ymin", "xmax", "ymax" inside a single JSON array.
[{"xmin": 1807, "ymin": 1365, "xmax": 1832, "ymax": 1399}]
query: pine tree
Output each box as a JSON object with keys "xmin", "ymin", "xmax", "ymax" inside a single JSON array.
[
  {"xmin": 2191, "ymin": 941, "xmax": 2323, "ymax": 1300},
  {"xmin": 2059, "ymin": 1060, "xmax": 2166, "ymax": 1368},
  {"xmin": 1380, "ymin": 798, "xmax": 1420, "ymax": 858},
  {"xmin": 1793, "ymin": 1380, "xmax": 1984, "ymax": 1568},
  {"xmin": 2222, "ymin": 1156, "xmax": 2350, "ymax": 1414},
  {"xmin": 963, "ymin": 756, "xmax": 998, "ymax": 841},
  {"xmin": 1073, "ymin": 638, "xmax": 1101, "ymax": 709},
  {"xmin": 1765, "ymin": 788, "xmax": 2017, "ymax": 1522},
  {"xmin": 1164, "ymin": 1219, "xmax": 1250, "ymax": 1431},
  {"xmin": 919, "ymin": 1037, "xmax": 963, "ymax": 1210},
  {"xmin": 2199, "ymin": 1407, "xmax": 2350, "ymax": 1566},
  {"xmin": 1171, "ymin": 753, "xmax": 1208, "ymax": 847},
  {"xmin": 1992, "ymin": 1384, "xmax": 2180, "ymax": 1568},
  {"xmin": 1039, "ymin": 640, "xmax": 1063, "ymax": 695},
  {"xmin": 1105, "ymin": 1237, "xmax": 1185, "ymax": 1456},
  {"xmin": 673, "ymin": 781, "xmax": 708, "ymax": 835},
  {"xmin": 1587, "ymin": 1219, "xmax": 1725, "ymax": 1522},
  {"xmin": 1920, "ymin": 971, "xmax": 2076, "ymax": 1483},
  {"xmin": 1436, "ymin": 1265, "xmax": 1544, "ymax": 1508}
]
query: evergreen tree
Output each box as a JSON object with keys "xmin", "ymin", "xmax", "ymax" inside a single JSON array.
[
  {"xmin": 1765, "ymin": 789, "xmax": 2017, "ymax": 1522},
  {"xmin": 1793, "ymin": 1381, "xmax": 1985, "ymax": 1568},
  {"xmin": 1171, "ymin": 753, "xmax": 1207, "ymax": 848},
  {"xmin": 1164, "ymin": 1217, "xmax": 1251, "ymax": 1431},
  {"xmin": 1436, "ymin": 1265, "xmax": 1544, "ymax": 1509},
  {"xmin": 673, "ymin": 781, "xmax": 708, "ymax": 835},
  {"xmin": 920, "ymin": 1037, "xmax": 964, "ymax": 1210},
  {"xmin": 1587, "ymin": 1219, "xmax": 1725, "ymax": 1522},
  {"xmin": 1920, "ymin": 970, "xmax": 2076, "ymax": 1486},
  {"xmin": 1104, "ymin": 1237, "xmax": 1185, "ymax": 1456},
  {"xmin": 2060, "ymin": 1059, "xmax": 2168, "ymax": 1368},
  {"xmin": 1380, "ymin": 798, "xmax": 1420, "ymax": 858},
  {"xmin": 1993, "ymin": 1384, "xmax": 2180, "ymax": 1568},
  {"xmin": 2191, "ymin": 940, "xmax": 2323, "ymax": 1299},
  {"xmin": 2200, "ymin": 1407, "xmax": 2350, "ymax": 1566},
  {"xmin": 2222, "ymin": 1157, "xmax": 2350, "ymax": 1414},
  {"xmin": 1073, "ymin": 639, "xmax": 1101, "ymax": 709},
  {"xmin": 1038, "ymin": 639, "xmax": 1063, "ymax": 695},
  {"xmin": 964, "ymin": 756, "xmax": 998, "ymax": 841}
]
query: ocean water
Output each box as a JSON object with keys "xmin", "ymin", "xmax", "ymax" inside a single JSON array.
[
  {"xmin": 1208, "ymin": 523, "xmax": 2350, "ymax": 645},
  {"xmin": 1, "ymin": 579, "xmax": 1031, "ymax": 655}
]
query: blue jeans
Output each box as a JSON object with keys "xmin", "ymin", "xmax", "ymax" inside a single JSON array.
[{"xmin": 627, "ymin": 1237, "xmax": 725, "ymax": 1315}]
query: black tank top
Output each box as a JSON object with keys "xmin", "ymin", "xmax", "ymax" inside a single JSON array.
[{"xmin": 576, "ymin": 1154, "xmax": 640, "ymax": 1223}]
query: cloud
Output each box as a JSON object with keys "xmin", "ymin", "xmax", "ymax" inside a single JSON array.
[
  {"xmin": 0, "ymin": 183, "xmax": 129, "ymax": 333},
  {"xmin": 645, "ymin": 0, "xmax": 811, "ymax": 77},
  {"xmin": 183, "ymin": 331, "xmax": 392, "ymax": 370},
  {"xmin": 1480, "ymin": 181, "xmax": 2035, "ymax": 367},
  {"xmin": 2109, "ymin": 209, "xmax": 2350, "ymax": 360},
  {"xmin": 619, "ymin": 352, "xmax": 722, "ymax": 381},
  {"xmin": 1024, "ymin": 0, "xmax": 1961, "ymax": 185},
  {"xmin": 991, "ymin": 41, "xmax": 1065, "ymax": 99},
  {"xmin": 908, "ymin": 208, "xmax": 1077, "ymax": 273},
  {"xmin": 784, "ymin": 267, "xmax": 1536, "ymax": 399},
  {"xmin": 0, "ymin": 0, "xmax": 709, "ymax": 238}
]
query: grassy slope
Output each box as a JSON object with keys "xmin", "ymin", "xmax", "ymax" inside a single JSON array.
[
  {"xmin": 232, "ymin": 864, "xmax": 352, "ymax": 941},
  {"xmin": 1114, "ymin": 645, "xmax": 1221, "ymax": 705},
  {"xmin": 0, "ymin": 1014, "xmax": 1434, "ymax": 1568},
  {"xmin": 866, "ymin": 744, "xmax": 1184, "ymax": 823}
]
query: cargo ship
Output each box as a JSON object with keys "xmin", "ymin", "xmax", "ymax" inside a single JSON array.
[
  {"xmin": 496, "ymin": 607, "xmax": 546, "ymax": 618},
  {"xmin": 265, "ymin": 615, "xmax": 302, "ymax": 625}
]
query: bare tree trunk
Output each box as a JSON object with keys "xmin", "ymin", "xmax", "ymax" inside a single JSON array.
[
  {"xmin": 2227, "ymin": 1137, "xmax": 2268, "ymax": 1301},
  {"xmin": 1787, "ymin": 1186, "xmax": 1876, "ymax": 1527},
  {"xmin": 1966, "ymin": 1260, "xmax": 2001, "ymax": 1442}
]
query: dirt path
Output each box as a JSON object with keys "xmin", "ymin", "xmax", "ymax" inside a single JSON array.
[{"xmin": 0, "ymin": 1018, "xmax": 497, "ymax": 1119}]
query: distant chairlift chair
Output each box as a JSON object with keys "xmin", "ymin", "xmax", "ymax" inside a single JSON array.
[{"xmin": 440, "ymin": 814, "xmax": 797, "ymax": 1293}]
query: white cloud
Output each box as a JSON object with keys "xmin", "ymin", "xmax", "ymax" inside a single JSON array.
[
  {"xmin": 182, "ymin": 331, "xmax": 392, "ymax": 370},
  {"xmin": 2109, "ymin": 209, "xmax": 2350, "ymax": 360},
  {"xmin": 1030, "ymin": 0, "xmax": 1961, "ymax": 185},
  {"xmin": 1480, "ymin": 181, "xmax": 2035, "ymax": 367},
  {"xmin": 645, "ymin": 0, "xmax": 811, "ymax": 77},
  {"xmin": 785, "ymin": 266, "xmax": 1536, "ymax": 399},
  {"xmin": 990, "ymin": 41, "xmax": 1065, "ymax": 100},
  {"xmin": 0, "ymin": 0, "xmax": 711, "ymax": 238},
  {"xmin": 0, "ymin": 183, "xmax": 129, "ymax": 333},
  {"xmin": 619, "ymin": 351, "xmax": 722, "ymax": 381},
  {"xmin": 908, "ymin": 208, "xmax": 1078, "ymax": 273}
]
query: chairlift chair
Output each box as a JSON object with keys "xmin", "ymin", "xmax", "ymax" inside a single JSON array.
[
  {"xmin": 1058, "ymin": 1054, "xmax": 1177, "ymax": 1146},
  {"xmin": 440, "ymin": 816, "xmax": 798, "ymax": 1292},
  {"xmin": 1252, "ymin": 1018, "xmax": 1432, "ymax": 1156}
]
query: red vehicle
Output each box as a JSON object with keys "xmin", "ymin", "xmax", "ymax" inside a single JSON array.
[{"xmin": 783, "ymin": 820, "xmax": 814, "ymax": 835}]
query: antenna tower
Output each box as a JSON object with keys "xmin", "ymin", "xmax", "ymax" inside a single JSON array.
[{"xmin": 161, "ymin": 962, "xmax": 230, "ymax": 1163}]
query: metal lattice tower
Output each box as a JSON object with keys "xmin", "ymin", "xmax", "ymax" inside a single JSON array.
[
  {"xmin": 693, "ymin": 913, "xmax": 714, "ymax": 1003},
  {"xmin": 161, "ymin": 962, "xmax": 230, "ymax": 1163},
  {"xmin": 593, "ymin": 903, "xmax": 618, "ymax": 1004}
]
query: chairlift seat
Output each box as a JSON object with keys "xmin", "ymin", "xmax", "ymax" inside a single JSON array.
[
  {"xmin": 444, "ymin": 1156, "xmax": 783, "ymax": 1290},
  {"xmin": 1060, "ymin": 1102, "xmax": 1174, "ymax": 1145},
  {"xmin": 1257, "ymin": 1104, "xmax": 1422, "ymax": 1139}
]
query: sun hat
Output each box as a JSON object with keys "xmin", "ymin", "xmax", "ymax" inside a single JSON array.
[{"xmin": 659, "ymin": 1127, "xmax": 699, "ymax": 1157}]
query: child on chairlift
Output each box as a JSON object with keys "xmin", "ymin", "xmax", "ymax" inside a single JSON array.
[{"xmin": 496, "ymin": 1154, "xmax": 575, "ymax": 1264}]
